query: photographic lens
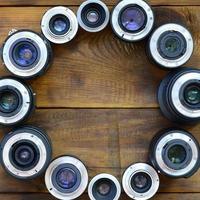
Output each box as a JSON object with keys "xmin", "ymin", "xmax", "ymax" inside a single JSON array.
[
  {"xmin": 120, "ymin": 6, "xmax": 146, "ymax": 33},
  {"xmin": 158, "ymin": 68, "xmax": 200, "ymax": 123},
  {"xmin": 2, "ymin": 30, "xmax": 52, "ymax": 79},
  {"xmin": 56, "ymin": 168, "xmax": 77, "ymax": 189},
  {"xmin": 12, "ymin": 42, "xmax": 38, "ymax": 67},
  {"xmin": 184, "ymin": 84, "xmax": 200, "ymax": 105},
  {"xmin": 122, "ymin": 163, "xmax": 159, "ymax": 200},
  {"xmin": 41, "ymin": 6, "xmax": 78, "ymax": 44},
  {"xmin": 45, "ymin": 156, "xmax": 88, "ymax": 200},
  {"xmin": 150, "ymin": 129, "xmax": 200, "ymax": 178},
  {"xmin": 49, "ymin": 14, "xmax": 70, "ymax": 35},
  {"xmin": 0, "ymin": 78, "xmax": 34, "ymax": 126},
  {"xmin": 167, "ymin": 145, "xmax": 186, "ymax": 164},
  {"xmin": 0, "ymin": 90, "xmax": 18, "ymax": 113},
  {"xmin": 88, "ymin": 174, "xmax": 121, "ymax": 200},
  {"xmin": 111, "ymin": 0, "xmax": 154, "ymax": 42},
  {"xmin": 77, "ymin": 0, "xmax": 110, "ymax": 32},
  {"xmin": 149, "ymin": 24, "xmax": 193, "ymax": 68},
  {"xmin": 0, "ymin": 126, "xmax": 52, "ymax": 180}
]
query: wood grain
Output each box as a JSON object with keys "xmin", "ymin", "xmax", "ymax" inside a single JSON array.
[
  {"xmin": 0, "ymin": 109, "xmax": 200, "ymax": 193},
  {"xmin": 0, "ymin": 6, "xmax": 199, "ymax": 108}
]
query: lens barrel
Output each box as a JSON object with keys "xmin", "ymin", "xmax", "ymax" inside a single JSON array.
[
  {"xmin": 122, "ymin": 163, "xmax": 159, "ymax": 200},
  {"xmin": 158, "ymin": 67, "xmax": 200, "ymax": 123},
  {"xmin": 88, "ymin": 173, "xmax": 121, "ymax": 200},
  {"xmin": 149, "ymin": 129, "xmax": 200, "ymax": 178},
  {"xmin": 0, "ymin": 126, "xmax": 52, "ymax": 180},
  {"xmin": 148, "ymin": 23, "xmax": 193, "ymax": 69},
  {"xmin": 41, "ymin": 6, "xmax": 78, "ymax": 44},
  {"xmin": 2, "ymin": 30, "xmax": 52, "ymax": 79},
  {"xmin": 45, "ymin": 156, "xmax": 88, "ymax": 200},
  {"xmin": 111, "ymin": 0, "xmax": 154, "ymax": 42}
]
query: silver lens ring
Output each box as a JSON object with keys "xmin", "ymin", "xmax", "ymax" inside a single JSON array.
[
  {"xmin": 171, "ymin": 72, "xmax": 200, "ymax": 118},
  {"xmin": 45, "ymin": 156, "xmax": 88, "ymax": 200},
  {"xmin": 2, "ymin": 30, "xmax": 50, "ymax": 78},
  {"xmin": 155, "ymin": 131, "xmax": 199, "ymax": 177},
  {"xmin": 111, "ymin": 0, "xmax": 154, "ymax": 42},
  {"xmin": 0, "ymin": 78, "xmax": 32, "ymax": 125},
  {"xmin": 88, "ymin": 173, "xmax": 121, "ymax": 200},
  {"xmin": 149, "ymin": 23, "xmax": 193, "ymax": 68},
  {"xmin": 41, "ymin": 6, "xmax": 78, "ymax": 44},
  {"xmin": 1, "ymin": 132, "xmax": 48, "ymax": 179},
  {"xmin": 122, "ymin": 163, "xmax": 159, "ymax": 200},
  {"xmin": 77, "ymin": 0, "xmax": 110, "ymax": 32}
]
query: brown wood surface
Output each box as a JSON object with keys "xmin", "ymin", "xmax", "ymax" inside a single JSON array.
[{"xmin": 0, "ymin": 1, "xmax": 199, "ymax": 200}]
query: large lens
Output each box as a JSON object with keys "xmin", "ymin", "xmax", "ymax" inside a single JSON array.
[
  {"xmin": 184, "ymin": 84, "xmax": 200, "ymax": 105},
  {"xmin": 168, "ymin": 145, "xmax": 187, "ymax": 164},
  {"xmin": 12, "ymin": 42, "xmax": 38, "ymax": 67},
  {"xmin": 49, "ymin": 14, "xmax": 70, "ymax": 35},
  {"xmin": 131, "ymin": 172, "xmax": 152, "ymax": 193},
  {"xmin": 96, "ymin": 179, "xmax": 111, "ymax": 196},
  {"xmin": 120, "ymin": 6, "xmax": 147, "ymax": 32},
  {"xmin": 0, "ymin": 90, "xmax": 19, "ymax": 113},
  {"xmin": 56, "ymin": 168, "xmax": 77, "ymax": 189}
]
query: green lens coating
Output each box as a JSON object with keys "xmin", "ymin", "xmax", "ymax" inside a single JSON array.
[
  {"xmin": 184, "ymin": 85, "xmax": 200, "ymax": 105},
  {"xmin": 168, "ymin": 145, "xmax": 187, "ymax": 164},
  {"xmin": 165, "ymin": 37, "xmax": 179, "ymax": 53}
]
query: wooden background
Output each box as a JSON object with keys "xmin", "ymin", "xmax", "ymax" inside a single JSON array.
[{"xmin": 0, "ymin": 0, "xmax": 200, "ymax": 199}]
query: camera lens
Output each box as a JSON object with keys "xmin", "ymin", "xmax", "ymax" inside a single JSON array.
[
  {"xmin": 0, "ymin": 126, "xmax": 52, "ymax": 180},
  {"xmin": 122, "ymin": 163, "xmax": 159, "ymax": 200},
  {"xmin": 158, "ymin": 68, "xmax": 200, "ymax": 123},
  {"xmin": 0, "ymin": 78, "xmax": 34, "ymax": 126},
  {"xmin": 77, "ymin": 0, "xmax": 109, "ymax": 32},
  {"xmin": 149, "ymin": 24, "xmax": 193, "ymax": 69},
  {"xmin": 41, "ymin": 6, "xmax": 78, "ymax": 44},
  {"xmin": 2, "ymin": 30, "xmax": 52, "ymax": 79},
  {"xmin": 149, "ymin": 129, "xmax": 200, "ymax": 178},
  {"xmin": 88, "ymin": 173, "xmax": 121, "ymax": 200},
  {"xmin": 111, "ymin": 0, "xmax": 154, "ymax": 42},
  {"xmin": 45, "ymin": 156, "xmax": 88, "ymax": 200}
]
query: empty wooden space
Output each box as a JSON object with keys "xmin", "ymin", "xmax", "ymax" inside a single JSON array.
[{"xmin": 0, "ymin": 0, "xmax": 199, "ymax": 200}]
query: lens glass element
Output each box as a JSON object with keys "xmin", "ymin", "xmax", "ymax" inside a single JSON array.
[
  {"xmin": 120, "ymin": 6, "xmax": 146, "ymax": 32},
  {"xmin": 12, "ymin": 42, "xmax": 38, "ymax": 67},
  {"xmin": 168, "ymin": 145, "xmax": 187, "ymax": 164},
  {"xmin": 96, "ymin": 180, "xmax": 111, "ymax": 196},
  {"xmin": 0, "ymin": 91, "xmax": 19, "ymax": 113},
  {"xmin": 56, "ymin": 168, "xmax": 77, "ymax": 189},
  {"xmin": 184, "ymin": 84, "xmax": 200, "ymax": 105},
  {"xmin": 86, "ymin": 10, "xmax": 99, "ymax": 23}
]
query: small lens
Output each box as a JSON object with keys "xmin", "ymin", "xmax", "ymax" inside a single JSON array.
[
  {"xmin": 120, "ymin": 6, "xmax": 146, "ymax": 32},
  {"xmin": 168, "ymin": 145, "xmax": 187, "ymax": 164},
  {"xmin": 0, "ymin": 91, "xmax": 18, "ymax": 113},
  {"xmin": 96, "ymin": 180, "xmax": 111, "ymax": 196},
  {"xmin": 54, "ymin": 19, "xmax": 67, "ymax": 32},
  {"xmin": 86, "ymin": 10, "xmax": 99, "ymax": 23},
  {"xmin": 165, "ymin": 37, "xmax": 179, "ymax": 53},
  {"xmin": 13, "ymin": 42, "xmax": 38, "ymax": 67},
  {"xmin": 184, "ymin": 85, "xmax": 200, "ymax": 105},
  {"xmin": 56, "ymin": 168, "xmax": 77, "ymax": 189}
]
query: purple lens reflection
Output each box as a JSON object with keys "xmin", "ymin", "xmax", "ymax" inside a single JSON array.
[{"xmin": 120, "ymin": 6, "xmax": 146, "ymax": 32}]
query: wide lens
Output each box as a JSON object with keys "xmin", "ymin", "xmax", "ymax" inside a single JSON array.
[
  {"xmin": 184, "ymin": 84, "xmax": 200, "ymax": 105},
  {"xmin": 168, "ymin": 145, "xmax": 187, "ymax": 164},
  {"xmin": 12, "ymin": 42, "xmax": 38, "ymax": 67},
  {"xmin": 0, "ymin": 91, "xmax": 18, "ymax": 113},
  {"xmin": 96, "ymin": 179, "xmax": 111, "ymax": 196},
  {"xmin": 120, "ymin": 6, "xmax": 146, "ymax": 32},
  {"xmin": 56, "ymin": 168, "xmax": 77, "ymax": 189}
]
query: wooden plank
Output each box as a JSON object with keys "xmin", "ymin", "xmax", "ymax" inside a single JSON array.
[
  {"xmin": 0, "ymin": 6, "xmax": 199, "ymax": 108},
  {"xmin": 0, "ymin": 0, "xmax": 199, "ymax": 6},
  {"xmin": 1, "ymin": 193, "xmax": 200, "ymax": 200},
  {"xmin": 0, "ymin": 109, "xmax": 200, "ymax": 193}
]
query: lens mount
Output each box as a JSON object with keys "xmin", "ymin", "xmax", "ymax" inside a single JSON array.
[
  {"xmin": 149, "ymin": 23, "xmax": 193, "ymax": 68},
  {"xmin": 45, "ymin": 156, "xmax": 88, "ymax": 200},
  {"xmin": 77, "ymin": 0, "xmax": 110, "ymax": 32},
  {"xmin": 2, "ymin": 30, "xmax": 52, "ymax": 79},
  {"xmin": 0, "ymin": 78, "xmax": 34, "ymax": 126},
  {"xmin": 41, "ymin": 6, "xmax": 78, "ymax": 44},
  {"xmin": 88, "ymin": 173, "xmax": 121, "ymax": 200},
  {"xmin": 0, "ymin": 126, "xmax": 52, "ymax": 180},
  {"xmin": 122, "ymin": 163, "xmax": 159, "ymax": 200},
  {"xmin": 111, "ymin": 0, "xmax": 154, "ymax": 42},
  {"xmin": 150, "ymin": 129, "xmax": 200, "ymax": 178}
]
